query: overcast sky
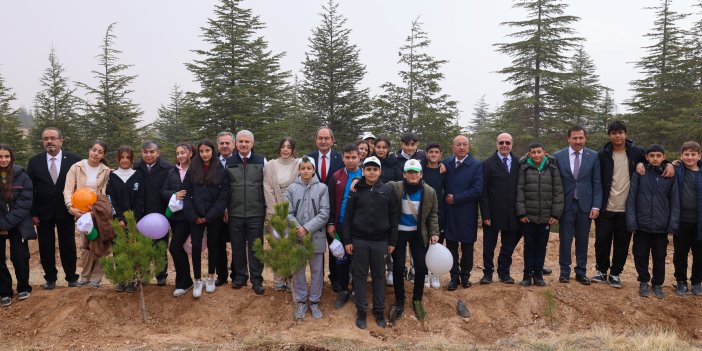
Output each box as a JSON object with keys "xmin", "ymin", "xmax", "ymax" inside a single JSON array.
[{"xmin": 1, "ymin": 0, "xmax": 699, "ymax": 129}]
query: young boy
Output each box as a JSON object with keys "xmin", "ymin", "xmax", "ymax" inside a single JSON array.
[
  {"xmin": 422, "ymin": 143, "xmax": 446, "ymax": 288},
  {"xmin": 516, "ymin": 143, "xmax": 564, "ymax": 286},
  {"xmin": 326, "ymin": 144, "xmax": 362, "ymax": 309},
  {"xmin": 626, "ymin": 144, "xmax": 680, "ymax": 299},
  {"xmin": 674, "ymin": 141, "xmax": 702, "ymax": 296},
  {"xmin": 342, "ymin": 156, "xmax": 398, "ymax": 329},
  {"xmin": 286, "ymin": 156, "xmax": 330, "ymax": 320}
]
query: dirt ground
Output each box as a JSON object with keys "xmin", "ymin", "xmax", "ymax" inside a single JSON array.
[{"xmin": 1, "ymin": 229, "xmax": 702, "ymax": 350}]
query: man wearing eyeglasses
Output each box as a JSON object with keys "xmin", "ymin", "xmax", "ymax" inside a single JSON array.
[
  {"xmin": 27, "ymin": 127, "xmax": 81, "ymax": 290},
  {"xmin": 478, "ymin": 133, "xmax": 520, "ymax": 284}
]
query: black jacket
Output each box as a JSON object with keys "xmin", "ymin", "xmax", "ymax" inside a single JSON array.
[
  {"xmin": 106, "ymin": 170, "xmax": 145, "ymax": 221},
  {"xmin": 395, "ymin": 150, "xmax": 427, "ymax": 169},
  {"xmin": 27, "ymin": 151, "xmax": 81, "ymax": 221},
  {"xmin": 375, "ymin": 154, "xmax": 402, "ymax": 184},
  {"xmin": 479, "ymin": 152, "xmax": 520, "ymax": 231},
  {"xmin": 626, "ymin": 164, "xmax": 680, "ymax": 234},
  {"xmin": 183, "ymin": 163, "xmax": 230, "ymax": 223},
  {"xmin": 0, "ymin": 165, "xmax": 36, "ymax": 240},
  {"xmin": 422, "ymin": 165, "xmax": 446, "ymax": 232},
  {"xmin": 134, "ymin": 157, "xmax": 173, "ymax": 215},
  {"xmin": 161, "ymin": 166, "xmax": 186, "ymax": 222},
  {"xmin": 599, "ymin": 140, "xmax": 646, "ymax": 213},
  {"xmin": 342, "ymin": 178, "xmax": 398, "ymax": 246}
]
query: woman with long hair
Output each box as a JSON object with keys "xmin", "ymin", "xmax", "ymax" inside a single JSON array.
[
  {"xmin": 106, "ymin": 145, "xmax": 144, "ymax": 292},
  {"xmin": 372, "ymin": 137, "xmax": 401, "ymax": 184},
  {"xmin": 263, "ymin": 137, "xmax": 300, "ymax": 291},
  {"xmin": 182, "ymin": 139, "xmax": 230, "ymax": 297},
  {"xmin": 63, "ymin": 141, "xmax": 111, "ymax": 287},
  {"xmin": 355, "ymin": 139, "xmax": 371, "ymax": 166},
  {"xmin": 0, "ymin": 144, "xmax": 35, "ymax": 307},
  {"xmin": 162, "ymin": 142, "xmax": 194, "ymax": 297}
]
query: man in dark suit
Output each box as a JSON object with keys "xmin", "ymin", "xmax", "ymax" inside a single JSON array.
[
  {"xmin": 215, "ymin": 131, "xmax": 235, "ymax": 286},
  {"xmin": 306, "ymin": 126, "xmax": 344, "ymax": 291},
  {"xmin": 27, "ymin": 127, "xmax": 81, "ymax": 289},
  {"xmin": 554, "ymin": 126, "xmax": 602, "ymax": 285},
  {"xmin": 479, "ymin": 133, "xmax": 519, "ymax": 284}
]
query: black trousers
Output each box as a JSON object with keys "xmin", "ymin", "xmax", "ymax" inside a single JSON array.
[
  {"xmin": 482, "ymin": 226, "xmax": 517, "ymax": 278},
  {"xmin": 169, "ymin": 220, "xmax": 193, "ymax": 289},
  {"xmin": 633, "ymin": 231, "xmax": 668, "ymax": 286},
  {"xmin": 0, "ymin": 231, "xmax": 31, "ymax": 297},
  {"xmin": 215, "ymin": 218, "xmax": 233, "ymax": 282},
  {"xmin": 674, "ymin": 221, "xmax": 702, "ymax": 284},
  {"xmin": 351, "ymin": 238, "xmax": 386, "ymax": 312},
  {"xmin": 522, "ymin": 222, "xmax": 549, "ymax": 277},
  {"xmin": 446, "ymin": 239, "xmax": 474, "ymax": 281},
  {"xmin": 594, "ymin": 211, "xmax": 632, "ymax": 276},
  {"xmin": 392, "ymin": 231, "xmax": 427, "ymax": 301},
  {"xmin": 190, "ymin": 220, "xmax": 221, "ymax": 276},
  {"xmin": 37, "ymin": 218, "xmax": 78, "ymax": 283},
  {"xmin": 230, "ymin": 216, "xmax": 265, "ymax": 286},
  {"xmin": 333, "ymin": 225, "xmax": 351, "ymax": 292},
  {"xmin": 155, "ymin": 232, "xmax": 170, "ymax": 281}
]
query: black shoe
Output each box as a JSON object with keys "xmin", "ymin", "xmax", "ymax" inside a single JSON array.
[
  {"xmin": 356, "ymin": 308, "xmax": 367, "ymax": 329},
  {"xmin": 498, "ymin": 275, "xmax": 515, "ymax": 284},
  {"xmin": 575, "ymin": 275, "xmax": 591, "ymax": 285},
  {"xmin": 675, "ymin": 281, "xmax": 689, "ymax": 296},
  {"xmin": 479, "ymin": 275, "xmax": 492, "ymax": 285},
  {"xmin": 157, "ymin": 278, "xmax": 167, "ymax": 286},
  {"xmin": 214, "ymin": 278, "xmax": 227, "ymax": 287},
  {"xmin": 533, "ymin": 276, "xmax": 547, "ymax": 286},
  {"xmin": 692, "ymin": 283, "xmax": 702, "ymax": 296},
  {"xmin": 461, "ymin": 278, "xmax": 472, "ymax": 288},
  {"xmin": 456, "ymin": 299, "xmax": 471, "ymax": 318},
  {"xmin": 639, "ymin": 282, "xmax": 650, "ymax": 297},
  {"xmin": 591, "ymin": 270, "xmax": 607, "ymax": 283},
  {"xmin": 388, "ymin": 300, "xmax": 404, "ymax": 323},
  {"xmin": 447, "ymin": 279, "xmax": 458, "ymax": 291},
  {"xmin": 43, "ymin": 281, "xmax": 56, "ymax": 290},
  {"xmin": 231, "ymin": 280, "xmax": 244, "ymax": 289},
  {"xmin": 412, "ymin": 299, "xmax": 426, "ymax": 321},
  {"xmin": 373, "ymin": 309, "xmax": 387, "ymax": 328},
  {"xmin": 542, "ymin": 268, "xmax": 552, "ymax": 275},
  {"xmin": 67, "ymin": 281, "xmax": 81, "ymax": 288},
  {"xmin": 115, "ymin": 283, "xmax": 127, "ymax": 292},
  {"xmin": 559, "ymin": 276, "xmax": 570, "ymax": 283},
  {"xmin": 334, "ymin": 291, "xmax": 350, "ymax": 309},
  {"xmin": 253, "ymin": 285, "xmax": 264, "ymax": 295},
  {"xmin": 652, "ymin": 285, "xmax": 664, "ymax": 299},
  {"xmin": 125, "ymin": 282, "xmax": 137, "ymax": 293},
  {"xmin": 520, "ymin": 275, "xmax": 533, "ymax": 287}
]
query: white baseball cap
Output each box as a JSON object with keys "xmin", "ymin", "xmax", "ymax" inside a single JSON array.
[
  {"xmin": 403, "ymin": 159, "xmax": 422, "ymax": 173},
  {"xmin": 363, "ymin": 156, "xmax": 382, "ymax": 169}
]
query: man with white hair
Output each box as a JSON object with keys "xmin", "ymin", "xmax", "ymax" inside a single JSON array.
[{"xmin": 225, "ymin": 130, "xmax": 267, "ymax": 295}]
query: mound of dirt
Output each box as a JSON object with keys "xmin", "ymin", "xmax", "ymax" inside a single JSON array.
[{"xmin": 1, "ymin": 230, "xmax": 702, "ymax": 350}]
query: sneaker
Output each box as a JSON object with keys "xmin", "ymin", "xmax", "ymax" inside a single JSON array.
[
  {"xmin": 413, "ymin": 299, "xmax": 426, "ymax": 321},
  {"xmin": 520, "ymin": 275, "xmax": 533, "ymax": 287},
  {"xmin": 692, "ymin": 283, "xmax": 702, "ymax": 296},
  {"xmin": 115, "ymin": 283, "xmax": 127, "ymax": 292},
  {"xmin": 652, "ymin": 285, "xmax": 664, "ymax": 299},
  {"xmin": 193, "ymin": 280, "xmax": 203, "ymax": 298},
  {"xmin": 275, "ymin": 283, "xmax": 287, "ymax": 291},
  {"xmin": 533, "ymin": 276, "xmax": 547, "ymax": 286},
  {"xmin": 206, "ymin": 278, "xmax": 216, "ymax": 293},
  {"xmin": 456, "ymin": 299, "xmax": 471, "ymax": 318},
  {"xmin": 639, "ymin": 283, "xmax": 650, "ymax": 298},
  {"xmin": 608, "ymin": 275, "xmax": 622, "ymax": 289},
  {"xmin": 675, "ymin": 281, "xmax": 689, "ymax": 296},
  {"xmin": 88, "ymin": 281, "xmax": 100, "ymax": 288},
  {"xmin": 334, "ymin": 291, "xmax": 350, "ymax": 309},
  {"xmin": 591, "ymin": 270, "xmax": 607, "ymax": 283},
  {"xmin": 424, "ymin": 275, "xmax": 430, "ymax": 288},
  {"xmin": 157, "ymin": 277, "xmax": 167, "ymax": 286},
  {"xmin": 356, "ymin": 308, "xmax": 367, "ymax": 329},
  {"xmin": 0, "ymin": 296, "xmax": 11, "ymax": 307},
  {"xmin": 17, "ymin": 291, "xmax": 31, "ymax": 300},
  {"xmin": 75, "ymin": 280, "xmax": 90, "ymax": 287},
  {"xmin": 388, "ymin": 300, "xmax": 404, "ymax": 323},
  {"xmin": 294, "ymin": 302, "xmax": 308, "ymax": 320},
  {"xmin": 173, "ymin": 285, "xmax": 193, "ymax": 297},
  {"xmin": 310, "ymin": 302, "xmax": 322, "ymax": 319},
  {"xmin": 373, "ymin": 309, "xmax": 387, "ymax": 328},
  {"xmin": 125, "ymin": 282, "xmax": 137, "ymax": 293},
  {"xmin": 430, "ymin": 274, "xmax": 441, "ymax": 289},
  {"xmin": 386, "ymin": 272, "xmax": 394, "ymax": 286}
]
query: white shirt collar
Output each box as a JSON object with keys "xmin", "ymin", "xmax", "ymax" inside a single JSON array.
[
  {"xmin": 569, "ymin": 146, "xmax": 582, "ymax": 156},
  {"xmin": 319, "ymin": 150, "xmax": 331, "ymax": 158},
  {"xmin": 239, "ymin": 152, "xmax": 252, "ymax": 159},
  {"xmin": 455, "ymin": 155, "xmax": 468, "ymax": 163},
  {"xmin": 46, "ymin": 150, "xmax": 62, "ymax": 161}
]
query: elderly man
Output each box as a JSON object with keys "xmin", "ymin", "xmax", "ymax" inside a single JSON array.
[
  {"xmin": 215, "ymin": 131, "xmax": 235, "ymax": 286},
  {"xmin": 443, "ymin": 135, "xmax": 483, "ymax": 290},
  {"xmin": 225, "ymin": 130, "xmax": 267, "ymax": 295}
]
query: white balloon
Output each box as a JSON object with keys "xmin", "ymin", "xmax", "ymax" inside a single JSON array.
[{"xmin": 425, "ymin": 243, "xmax": 453, "ymax": 275}]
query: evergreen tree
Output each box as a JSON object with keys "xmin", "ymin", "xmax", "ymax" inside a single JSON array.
[
  {"xmin": 78, "ymin": 23, "xmax": 142, "ymax": 158},
  {"xmin": 31, "ymin": 47, "xmax": 81, "ymax": 154},
  {"xmin": 152, "ymin": 84, "xmax": 196, "ymax": 157},
  {"xmin": 300, "ymin": 0, "xmax": 371, "ymax": 145},
  {"xmin": 469, "ymin": 95, "xmax": 498, "ymax": 158},
  {"xmin": 186, "ymin": 0, "xmax": 290, "ymax": 157},
  {"xmin": 0, "ymin": 72, "xmax": 27, "ymax": 166},
  {"xmin": 589, "ymin": 88, "xmax": 617, "ymax": 147},
  {"xmin": 494, "ymin": 0, "xmax": 582, "ymax": 146},
  {"xmin": 678, "ymin": 1, "xmax": 702, "ymax": 141},
  {"xmin": 370, "ymin": 19, "xmax": 460, "ymax": 146},
  {"xmin": 627, "ymin": 0, "xmax": 696, "ymax": 148}
]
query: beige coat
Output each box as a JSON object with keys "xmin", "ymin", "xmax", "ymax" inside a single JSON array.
[
  {"xmin": 63, "ymin": 160, "xmax": 110, "ymax": 209},
  {"xmin": 263, "ymin": 157, "xmax": 300, "ymax": 221}
]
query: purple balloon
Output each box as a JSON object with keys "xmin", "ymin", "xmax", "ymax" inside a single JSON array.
[{"xmin": 136, "ymin": 213, "xmax": 170, "ymax": 239}]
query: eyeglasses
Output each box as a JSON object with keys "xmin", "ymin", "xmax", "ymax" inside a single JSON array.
[
  {"xmin": 498, "ymin": 141, "xmax": 512, "ymax": 145},
  {"xmin": 42, "ymin": 137, "xmax": 60, "ymax": 142}
]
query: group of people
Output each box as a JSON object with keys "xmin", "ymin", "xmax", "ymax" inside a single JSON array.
[{"xmin": 0, "ymin": 121, "xmax": 699, "ymax": 330}]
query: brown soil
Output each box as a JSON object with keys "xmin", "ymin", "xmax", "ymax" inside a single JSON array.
[{"xmin": 2, "ymin": 229, "xmax": 702, "ymax": 350}]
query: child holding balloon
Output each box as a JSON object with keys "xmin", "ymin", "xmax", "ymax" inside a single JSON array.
[
  {"xmin": 183, "ymin": 140, "xmax": 230, "ymax": 298},
  {"xmin": 63, "ymin": 141, "xmax": 111, "ymax": 287}
]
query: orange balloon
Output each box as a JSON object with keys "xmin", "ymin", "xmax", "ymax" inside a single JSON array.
[{"xmin": 72, "ymin": 188, "xmax": 97, "ymax": 212}]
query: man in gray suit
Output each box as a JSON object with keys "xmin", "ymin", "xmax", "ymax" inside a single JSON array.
[{"xmin": 554, "ymin": 126, "xmax": 602, "ymax": 285}]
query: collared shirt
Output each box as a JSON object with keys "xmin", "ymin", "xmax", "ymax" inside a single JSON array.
[
  {"xmin": 568, "ymin": 146, "xmax": 581, "ymax": 175},
  {"xmin": 400, "ymin": 150, "xmax": 414, "ymax": 160},
  {"xmin": 316, "ymin": 150, "xmax": 331, "ymax": 179},
  {"xmin": 219, "ymin": 154, "xmax": 229, "ymax": 167},
  {"xmin": 238, "ymin": 152, "xmax": 267, "ymax": 171},
  {"xmin": 498, "ymin": 152, "xmax": 512, "ymax": 173},
  {"xmin": 46, "ymin": 150, "xmax": 63, "ymax": 172},
  {"xmin": 454, "ymin": 155, "xmax": 469, "ymax": 164}
]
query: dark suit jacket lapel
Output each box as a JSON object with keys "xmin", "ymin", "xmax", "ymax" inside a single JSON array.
[{"xmin": 559, "ymin": 150, "xmax": 574, "ymax": 180}]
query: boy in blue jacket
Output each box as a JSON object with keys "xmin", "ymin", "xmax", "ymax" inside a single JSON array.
[
  {"xmin": 626, "ymin": 144, "xmax": 680, "ymax": 299},
  {"xmin": 673, "ymin": 141, "xmax": 702, "ymax": 296}
]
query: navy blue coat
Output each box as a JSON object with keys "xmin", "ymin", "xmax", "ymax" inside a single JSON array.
[
  {"xmin": 0, "ymin": 166, "xmax": 36, "ymax": 240},
  {"xmin": 675, "ymin": 161, "xmax": 702, "ymax": 240},
  {"xmin": 442, "ymin": 154, "xmax": 483, "ymax": 243}
]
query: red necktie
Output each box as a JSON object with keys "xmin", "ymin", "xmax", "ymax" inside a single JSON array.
[{"xmin": 321, "ymin": 155, "xmax": 327, "ymax": 183}]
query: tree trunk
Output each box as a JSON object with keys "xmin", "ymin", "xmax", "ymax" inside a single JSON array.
[{"xmin": 138, "ymin": 277, "xmax": 147, "ymax": 324}]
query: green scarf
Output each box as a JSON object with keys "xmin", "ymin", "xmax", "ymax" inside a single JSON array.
[{"xmin": 526, "ymin": 157, "xmax": 547, "ymax": 171}]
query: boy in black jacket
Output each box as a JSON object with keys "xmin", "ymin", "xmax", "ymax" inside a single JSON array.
[
  {"xmin": 342, "ymin": 156, "xmax": 398, "ymax": 329},
  {"xmin": 626, "ymin": 144, "xmax": 680, "ymax": 299}
]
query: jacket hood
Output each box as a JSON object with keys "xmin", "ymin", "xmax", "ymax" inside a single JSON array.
[
  {"xmin": 519, "ymin": 154, "xmax": 556, "ymax": 167},
  {"xmin": 10, "ymin": 165, "xmax": 26, "ymax": 178},
  {"xmin": 294, "ymin": 174, "xmax": 320, "ymax": 187}
]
